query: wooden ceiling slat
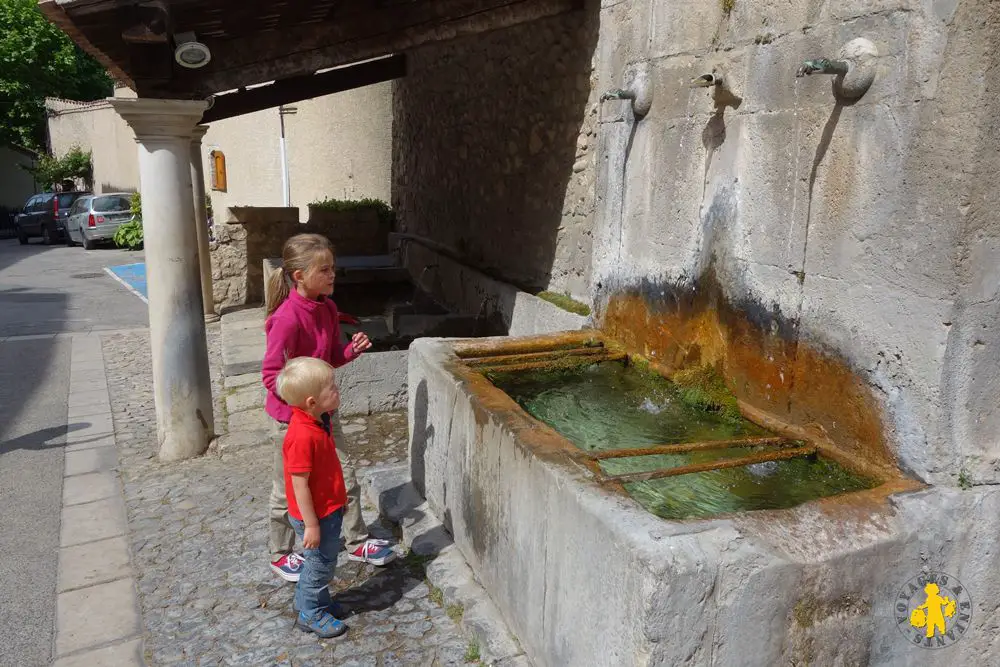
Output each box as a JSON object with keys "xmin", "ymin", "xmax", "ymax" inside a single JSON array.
[{"xmin": 49, "ymin": 0, "xmax": 581, "ymax": 97}]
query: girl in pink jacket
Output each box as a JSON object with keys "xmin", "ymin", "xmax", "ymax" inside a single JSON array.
[{"xmin": 262, "ymin": 233, "xmax": 396, "ymax": 583}]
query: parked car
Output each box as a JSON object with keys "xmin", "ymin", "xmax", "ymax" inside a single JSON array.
[
  {"xmin": 14, "ymin": 191, "xmax": 91, "ymax": 245},
  {"xmin": 65, "ymin": 193, "xmax": 134, "ymax": 250}
]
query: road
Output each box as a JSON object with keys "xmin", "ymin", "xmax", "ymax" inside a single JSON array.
[{"xmin": 0, "ymin": 239, "xmax": 147, "ymax": 667}]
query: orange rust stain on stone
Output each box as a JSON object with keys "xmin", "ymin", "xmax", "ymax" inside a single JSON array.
[{"xmin": 601, "ymin": 288, "xmax": 894, "ymax": 470}]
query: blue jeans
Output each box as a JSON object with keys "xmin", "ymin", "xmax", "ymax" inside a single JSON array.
[{"xmin": 289, "ymin": 509, "xmax": 344, "ymax": 619}]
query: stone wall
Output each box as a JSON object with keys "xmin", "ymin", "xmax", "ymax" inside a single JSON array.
[
  {"xmin": 393, "ymin": 0, "xmax": 1000, "ymax": 487},
  {"xmin": 392, "ymin": 9, "xmax": 600, "ymax": 299},
  {"xmin": 210, "ymin": 206, "xmax": 389, "ymax": 311}
]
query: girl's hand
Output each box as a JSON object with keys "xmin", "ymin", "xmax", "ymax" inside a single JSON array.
[
  {"xmin": 351, "ymin": 332, "xmax": 372, "ymax": 354},
  {"xmin": 303, "ymin": 524, "xmax": 320, "ymax": 549}
]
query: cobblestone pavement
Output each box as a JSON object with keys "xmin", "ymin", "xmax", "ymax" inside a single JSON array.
[{"xmin": 103, "ymin": 330, "xmax": 475, "ymax": 666}]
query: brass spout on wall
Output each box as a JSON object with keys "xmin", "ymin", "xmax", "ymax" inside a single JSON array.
[
  {"xmin": 796, "ymin": 59, "xmax": 850, "ymax": 78},
  {"xmin": 690, "ymin": 73, "xmax": 721, "ymax": 88},
  {"xmin": 600, "ymin": 88, "xmax": 636, "ymax": 102},
  {"xmin": 600, "ymin": 62, "xmax": 653, "ymax": 118},
  {"xmin": 691, "ymin": 68, "xmax": 742, "ymax": 109},
  {"xmin": 795, "ymin": 39, "xmax": 879, "ymax": 100}
]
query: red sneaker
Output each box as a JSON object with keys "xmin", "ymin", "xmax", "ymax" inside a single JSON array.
[
  {"xmin": 270, "ymin": 552, "xmax": 304, "ymax": 581},
  {"xmin": 347, "ymin": 539, "xmax": 396, "ymax": 566}
]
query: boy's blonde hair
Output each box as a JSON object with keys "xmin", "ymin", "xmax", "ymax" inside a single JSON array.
[{"xmin": 276, "ymin": 357, "xmax": 335, "ymax": 408}]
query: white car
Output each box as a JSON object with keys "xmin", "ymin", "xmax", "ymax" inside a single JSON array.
[{"xmin": 65, "ymin": 193, "xmax": 134, "ymax": 249}]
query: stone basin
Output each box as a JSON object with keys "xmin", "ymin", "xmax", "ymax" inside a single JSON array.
[{"xmin": 408, "ymin": 330, "xmax": 1000, "ymax": 666}]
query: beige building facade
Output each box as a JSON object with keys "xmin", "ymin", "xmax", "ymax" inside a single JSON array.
[{"xmin": 46, "ymin": 82, "xmax": 391, "ymax": 210}]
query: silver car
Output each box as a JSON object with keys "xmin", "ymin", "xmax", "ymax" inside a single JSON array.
[{"xmin": 65, "ymin": 193, "xmax": 134, "ymax": 249}]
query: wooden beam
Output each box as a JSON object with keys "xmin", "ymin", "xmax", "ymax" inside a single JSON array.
[
  {"xmin": 38, "ymin": 0, "xmax": 133, "ymax": 87},
  {"xmin": 200, "ymin": 54, "xmax": 407, "ymax": 124},
  {"xmin": 173, "ymin": 0, "xmax": 583, "ymax": 96}
]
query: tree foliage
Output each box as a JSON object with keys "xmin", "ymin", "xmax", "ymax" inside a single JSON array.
[
  {"xmin": 0, "ymin": 0, "xmax": 113, "ymax": 150},
  {"xmin": 26, "ymin": 145, "xmax": 93, "ymax": 190}
]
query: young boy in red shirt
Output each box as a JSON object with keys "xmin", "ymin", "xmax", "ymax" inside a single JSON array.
[{"xmin": 276, "ymin": 356, "xmax": 349, "ymax": 638}]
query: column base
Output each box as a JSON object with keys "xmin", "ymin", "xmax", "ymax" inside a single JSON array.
[{"xmin": 205, "ymin": 312, "xmax": 221, "ymax": 323}]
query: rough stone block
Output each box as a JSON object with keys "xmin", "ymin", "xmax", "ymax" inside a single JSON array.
[
  {"xmin": 224, "ymin": 372, "xmax": 261, "ymax": 390},
  {"xmin": 215, "ymin": 430, "xmax": 271, "ymax": 453},
  {"xmin": 226, "ymin": 386, "xmax": 265, "ymax": 414},
  {"xmin": 226, "ymin": 409, "xmax": 273, "ymax": 433}
]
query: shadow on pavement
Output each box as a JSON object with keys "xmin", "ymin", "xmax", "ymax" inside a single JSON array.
[{"xmin": 0, "ymin": 422, "xmax": 95, "ymax": 455}]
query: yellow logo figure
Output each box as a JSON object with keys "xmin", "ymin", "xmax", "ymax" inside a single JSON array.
[
  {"xmin": 909, "ymin": 583, "xmax": 956, "ymax": 638},
  {"xmin": 896, "ymin": 572, "xmax": 972, "ymax": 649}
]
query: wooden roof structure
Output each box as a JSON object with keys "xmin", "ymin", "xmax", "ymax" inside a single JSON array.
[{"xmin": 40, "ymin": 0, "xmax": 582, "ymax": 121}]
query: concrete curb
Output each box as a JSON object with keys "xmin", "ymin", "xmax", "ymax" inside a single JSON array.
[
  {"xmin": 52, "ymin": 332, "xmax": 145, "ymax": 666},
  {"xmin": 360, "ymin": 463, "xmax": 532, "ymax": 667}
]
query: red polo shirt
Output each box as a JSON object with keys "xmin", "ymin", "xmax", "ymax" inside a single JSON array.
[{"xmin": 283, "ymin": 407, "xmax": 347, "ymax": 521}]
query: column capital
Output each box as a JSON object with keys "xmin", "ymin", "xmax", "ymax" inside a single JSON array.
[
  {"xmin": 109, "ymin": 97, "xmax": 208, "ymax": 141},
  {"xmin": 191, "ymin": 124, "xmax": 209, "ymax": 145}
]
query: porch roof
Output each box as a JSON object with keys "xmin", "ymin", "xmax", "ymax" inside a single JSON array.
[{"xmin": 40, "ymin": 0, "xmax": 582, "ymax": 100}]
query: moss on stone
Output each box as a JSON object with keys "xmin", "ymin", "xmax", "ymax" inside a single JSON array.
[
  {"xmin": 671, "ymin": 365, "xmax": 742, "ymax": 422},
  {"xmin": 536, "ymin": 291, "xmax": 591, "ymax": 316}
]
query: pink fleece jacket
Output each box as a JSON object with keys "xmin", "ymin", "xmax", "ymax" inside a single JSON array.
[{"xmin": 261, "ymin": 289, "xmax": 359, "ymax": 423}]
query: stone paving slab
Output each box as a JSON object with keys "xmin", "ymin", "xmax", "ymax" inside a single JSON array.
[
  {"xmin": 103, "ymin": 329, "xmax": 484, "ymax": 666},
  {"xmin": 65, "ymin": 434, "xmax": 117, "ymax": 453},
  {"xmin": 60, "ymin": 495, "xmax": 127, "ymax": 547},
  {"xmin": 59, "ymin": 536, "xmax": 134, "ymax": 593},
  {"xmin": 64, "ymin": 445, "xmax": 119, "ymax": 477},
  {"xmin": 52, "ymin": 638, "xmax": 145, "ymax": 667},
  {"xmin": 55, "ymin": 333, "xmax": 144, "ymax": 664},
  {"xmin": 63, "ymin": 471, "xmax": 121, "ymax": 506},
  {"xmin": 56, "ymin": 578, "xmax": 142, "ymax": 656}
]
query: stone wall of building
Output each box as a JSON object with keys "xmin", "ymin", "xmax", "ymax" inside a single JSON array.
[
  {"xmin": 392, "ymin": 10, "xmax": 600, "ymax": 299},
  {"xmin": 393, "ymin": 0, "xmax": 1000, "ymax": 489},
  {"xmin": 210, "ymin": 206, "xmax": 389, "ymax": 311},
  {"xmin": 47, "ymin": 87, "xmax": 140, "ymax": 194}
]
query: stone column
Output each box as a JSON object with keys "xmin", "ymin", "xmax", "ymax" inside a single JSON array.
[
  {"xmin": 110, "ymin": 97, "xmax": 215, "ymax": 462},
  {"xmin": 190, "ymin": 125, "xmax": 219, "ymax": 322}
]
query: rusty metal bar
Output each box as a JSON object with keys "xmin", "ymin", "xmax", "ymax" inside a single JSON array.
[
  {"xmin": 465, "ymin": 346, "xmax": 610, "ymax": 367},
  {"xmin": 455, "ymin": 331, "xmax": 602, "ymax": 358},
  {"xmin": 598, "ymin": 446, "xmax": 817, "ymax": 485},
  {"xmin": 587, "ymin": 437, "xmax": 795, "ymax": 461},
  {"xmin": 476, "ymin": 352, "xmax": 627, "ymax": 374}
]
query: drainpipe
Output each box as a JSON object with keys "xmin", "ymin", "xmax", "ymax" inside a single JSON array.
[{"xmin": 278, "ymin": 105, "xmax": 297, "ymax": 207}]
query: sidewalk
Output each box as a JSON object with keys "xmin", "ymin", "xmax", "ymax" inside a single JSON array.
[{"xmin": 100, "ymin": 326, "xmax": 477, "ymax": 665}]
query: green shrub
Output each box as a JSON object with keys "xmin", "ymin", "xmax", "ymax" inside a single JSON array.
[
  {"xmin": 114, "ymin": 219, "xmax": 144, "ymax": 250},
  {"xmin": 130, "ymin": 192, "xmax": 142, "ymax": 220},
  {"xmin": 309, "ymin": 197, "xmax": 395, "ymax": 227},
  {"xmin": 24, "ymin": 145, "xmax": 93, "ymax": 190}
]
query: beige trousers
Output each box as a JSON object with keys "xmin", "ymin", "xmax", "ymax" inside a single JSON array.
[{"xmin": 268, "ymin": 409, "xmax": 369, "ymax": 561}]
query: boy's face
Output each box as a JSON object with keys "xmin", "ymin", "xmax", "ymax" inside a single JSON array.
[{"xmin": 313, "ymin": 373, "xmax": 341, "ymax": 415}]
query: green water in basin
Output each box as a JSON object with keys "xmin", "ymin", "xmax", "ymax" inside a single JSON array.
[{"xmin": 485, "ymin": 361, "xmax": 877, "ymax": 520}]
